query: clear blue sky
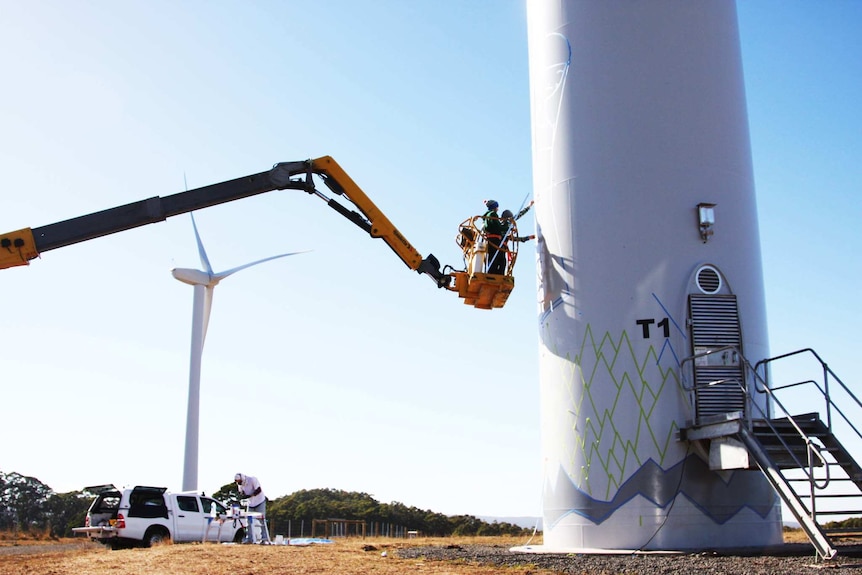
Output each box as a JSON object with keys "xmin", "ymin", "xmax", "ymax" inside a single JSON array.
[{"xmin": 0, "ymin": 1, "xmax": 858, "ymax": 520}]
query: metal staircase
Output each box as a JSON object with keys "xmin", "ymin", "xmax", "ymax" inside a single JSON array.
[{"xmin": 681, "ymin": 347, "xmax": 862, "ymax": 560}]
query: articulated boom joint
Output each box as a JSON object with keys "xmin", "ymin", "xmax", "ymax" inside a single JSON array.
[{"xmin": 269, "ymin": 160, "xmax": 316, "ymax": 193}]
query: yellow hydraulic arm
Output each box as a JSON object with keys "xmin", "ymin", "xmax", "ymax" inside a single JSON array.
[
  {"xmin": 290, "ymin": 156, "xmax": 449, "ymax": 287},
  {"xmin": 0, "ymin": 156, "xmax": 519, "ymax": 308}
]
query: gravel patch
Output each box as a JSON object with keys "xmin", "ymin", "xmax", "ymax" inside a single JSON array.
[{"xmin": 397, "ymin": 543, "xmax": 862, "ymax": 574}]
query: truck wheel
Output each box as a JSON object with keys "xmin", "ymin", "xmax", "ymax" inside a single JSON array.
[
  {"xmin": 233, "ymin": 528, "xmax": 245, "ymax": 543},
  {"xmin": 143, "ymin": 527, "xmax": 170, "ymax": 547}
]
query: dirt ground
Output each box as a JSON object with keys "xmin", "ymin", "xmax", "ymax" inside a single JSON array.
[
  {"xmin": 2, "ymin": 534, "xmax": 860, "ymax": 575},
  {"xmin": 0, "ymin": 536, "xmax": 549, "ymax": 575}
]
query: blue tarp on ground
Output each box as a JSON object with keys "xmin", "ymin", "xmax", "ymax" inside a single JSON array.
[{"xmin": 286, "ymin": 537, "xmax": 334, "ymax": 546}]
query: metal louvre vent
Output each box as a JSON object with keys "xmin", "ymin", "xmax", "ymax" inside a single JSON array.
[
  {"xmin": 696, "ymin": 265, "xmax": 722, "ymax": 294},
  {"xmin": 689, "ymin": 294, "xmax": 745, "ymax": 419},
  {"xmin": 692, "ymin": 367, "xmax": 745, "ymax": 416},
  {"xmin": 689, "ymin": 295, "xmax": 741, "ymax": 348}
]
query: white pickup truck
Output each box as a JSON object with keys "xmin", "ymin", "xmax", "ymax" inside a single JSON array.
[{"xmin": 73, "ymin": 485, "xmax": 246, "ymax": 548}]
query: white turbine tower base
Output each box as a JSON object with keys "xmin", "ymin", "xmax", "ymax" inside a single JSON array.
[{"xmin": 172, "ymin": 212, "xmax": 308, "ymax": 492}]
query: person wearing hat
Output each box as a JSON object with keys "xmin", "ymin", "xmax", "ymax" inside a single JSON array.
[
  {"xmin": 501, "ymin": 209, "xmax": 536, "ymax": 243},
  {"xmin": 234, "ymin": 473, "xmax": 270, "ymax": 543},
  {"xmin": 483, "ymin": 199, "xmax": 507, "ymax": 275},
  {"xmin": 499, "ymin": 207, "xmax": 536, "ymax": 267}
]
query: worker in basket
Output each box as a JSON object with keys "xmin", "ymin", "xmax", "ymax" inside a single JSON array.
[{"xmin": 483, "ymin": 199, "xmax": 507, "ymax": 275}]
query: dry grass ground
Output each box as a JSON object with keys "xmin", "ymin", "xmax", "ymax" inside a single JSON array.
[
  {"xmin": 781, "ymin": 528, "xmax": 809, "ymax": 544},
  {"xmin": 0, "ymin": 535, "xmax": 551, "ymax": 575},
  {"xmin": 1, "ymin": 530, "xmax": 847, "ymax": 575}
]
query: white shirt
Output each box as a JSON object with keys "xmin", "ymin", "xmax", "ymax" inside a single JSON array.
[{"xmin": 239, "ymin": 475, "xmax": 265, "ymax": 507}]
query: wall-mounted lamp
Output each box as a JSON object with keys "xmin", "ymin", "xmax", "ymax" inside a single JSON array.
[{"xmin": 697, "ymin": 203, "xmax": 716, "ymax": 243}]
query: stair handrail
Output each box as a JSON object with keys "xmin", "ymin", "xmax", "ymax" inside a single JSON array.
[
  {"xmin": 680, "ymin": 345, "xmax": 830, "ymax": 483},
  {"xmin": 684, "ymin": 346, "xmax": 860, "ymax": 555},
  {"xmin": 741, "ymin": 370, "xmax": 831, "ymax": 487},
  {"xmin": 809, "ymin": 442, "xmax": 827, "ymax": 513},
  {"xmin": 679, "ymin": 344, "xmax": 766, "ymax": 423},
  {"xmin": 766, "ymin": 378, "xmax": 862, "ymax": 447},
  {"xmin": 755, "ymin": 348, "xmax": 862, "ymax": 443},
  {"xmin": 679, "ymin": 344, "xmax": 748, "ymax": 393}
]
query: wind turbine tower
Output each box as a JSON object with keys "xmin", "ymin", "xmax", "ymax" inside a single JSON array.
[
  {"xmin": 525, "ymin": 1, "xmax": 781, "ymax": 551},
  {"xmin": 172, "ymin": 213, "xmax": 307, "ymax": 492}
]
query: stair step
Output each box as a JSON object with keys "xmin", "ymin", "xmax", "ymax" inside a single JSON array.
[
  {"xmin": 753, "ymin": 429, "xmax": 830, "ymax": 440},
  {"xmin": 795, "ymin": 491, "xmax": 862, "ymax": 497},
  {"xmin": 824, "ymin": 528, "xmax": 862, "ymax": 537},
  {"xmin": 753, "ymin": 433, "xmax": 832, "ymax": 445},
  {"xmin": 752, "ymin": 413, "xmax": 829, "ymax": 436},
  {"xmin": 754, "ymin": 430, "xmax": 835, "ymax": 440},
  {"xmin": 787, "ymin": 477, "xmax": 859, "ymax": 483},
  {"xmin": 762, "ymin": 450, "xmax": 824, "ymax": 469},
  {"xmin": 752, "ymin": 434, "xmax": 816, "ymax": 448},
  {"xmin": 755, "ymin": 440, "xmax": 852, "ymax": 461}
]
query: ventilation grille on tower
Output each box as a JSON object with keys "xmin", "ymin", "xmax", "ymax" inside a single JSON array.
[
  {"xmin": 689, "ymin": 294, "xmax": 745, "ymax": 419},
  {"xmin": 696, "ymin": 265, "xmax": 722, "ymax": 294}
]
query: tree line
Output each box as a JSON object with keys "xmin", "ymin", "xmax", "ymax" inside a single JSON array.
[
  {"xmin": 212, "ymin": 484, "xmax": 531, "ymax": 537},
  {"xmin": 0, "ymin": 471, "xmax": 90, "ymax": 537},
  {"xmin": 1, "ymin": 471, "xmax": 532, "ymax": 538}
]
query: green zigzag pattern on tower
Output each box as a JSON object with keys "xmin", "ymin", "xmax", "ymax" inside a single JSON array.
[{"xmin": 544, "ymin": 322, "xmax": 687, "ymax": 500}]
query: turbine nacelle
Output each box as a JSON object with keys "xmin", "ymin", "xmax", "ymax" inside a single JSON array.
[{"xmin": 171, "ymin": 267, "xmax": 214, "ymax": 286}]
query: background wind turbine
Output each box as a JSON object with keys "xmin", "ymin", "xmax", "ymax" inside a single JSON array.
[{"xmin": 172, "ymin": 212, "xmax": 308, "ymax": 492}]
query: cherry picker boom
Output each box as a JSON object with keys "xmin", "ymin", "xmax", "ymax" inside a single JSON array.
[{"xmin": 0, "ymin": 156, "xmax": 521, "ymax": 309}]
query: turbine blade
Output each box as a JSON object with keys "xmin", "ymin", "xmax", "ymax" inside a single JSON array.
[
  {"xmin": 191, "ymin": 213, "xmax": 213, "ymax": 275},
  {"xmin": 213, "ymin": 250, "xmax": 311, "ymax": 281}
]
